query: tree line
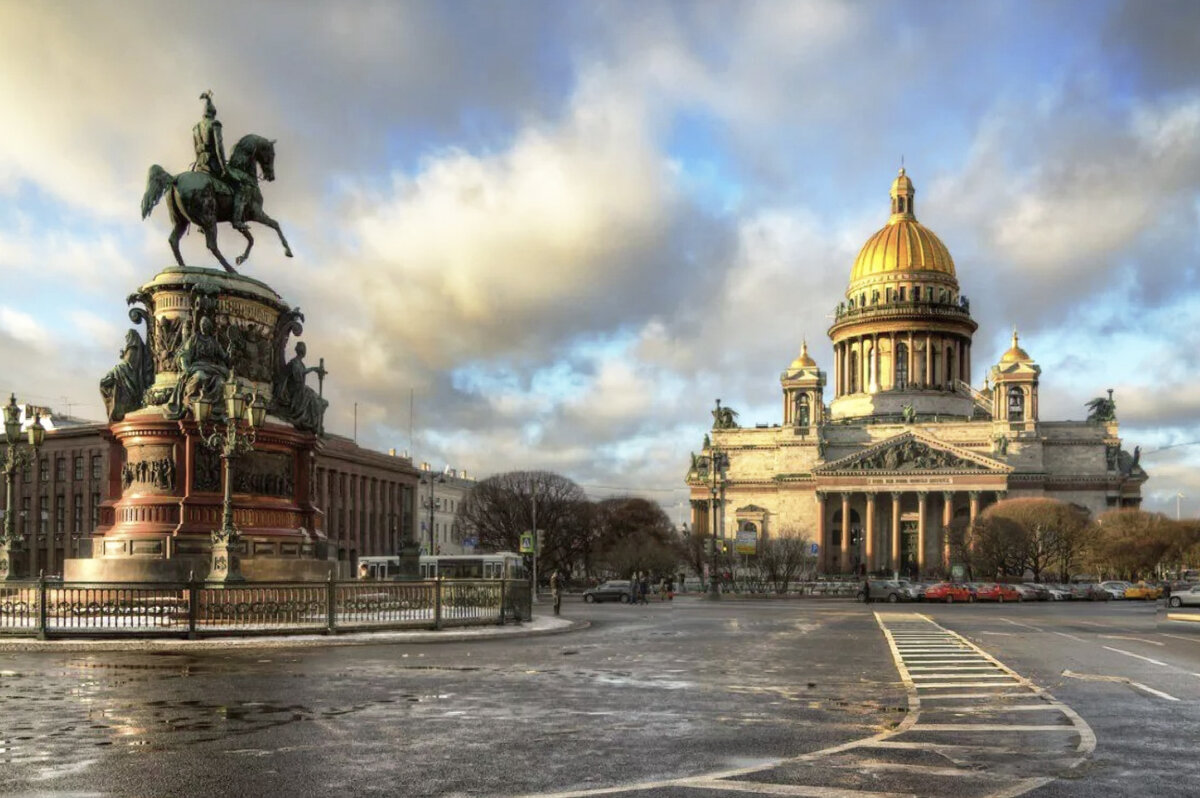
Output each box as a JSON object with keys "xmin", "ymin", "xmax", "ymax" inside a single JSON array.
[{"xmin": 954, "ymin": 498, "xmax": 1200, "ymax": 582}]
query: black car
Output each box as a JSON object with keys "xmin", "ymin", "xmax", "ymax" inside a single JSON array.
[{"xmin": 582, "ymin": 580, "xmax": 633, "ymax": 603}]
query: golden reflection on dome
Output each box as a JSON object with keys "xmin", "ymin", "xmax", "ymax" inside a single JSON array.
[
  {"xmin": 1000, "ymin": 329, "xmax": 1032, "ymax": 363},
  {"xmin": 790, "ymin": 340, "xmax": 816, "ymax": 369},
  {"xmin": 849, "ymin": 168, "xmax": 956, "ymax": 285}
]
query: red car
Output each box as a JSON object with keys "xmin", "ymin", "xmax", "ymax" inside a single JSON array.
[
  {"xmin": 974, "ymin": 583, "xmax": 1021, "ymax": 602},
  {"xmin": 924, "ymin": 582, "xmax": 973, "ymax": 603}
]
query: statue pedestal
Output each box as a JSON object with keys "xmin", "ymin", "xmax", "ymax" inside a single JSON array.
[{"xmin": 69, "ymin": 266, "xmax": 334, "ymax": 584}]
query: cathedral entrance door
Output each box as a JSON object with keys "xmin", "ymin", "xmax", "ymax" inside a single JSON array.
[{"xmin": 900, "ymin": 520, "xmax": 919, "ymax": 578}]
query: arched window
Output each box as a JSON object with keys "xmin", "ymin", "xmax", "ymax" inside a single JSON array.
[
  {"xmin": 849, "ymin": 351, "xmax": 859, "ymax": 393},
  {"xmin": 796, "ymin": 393, "xmax": 810, "ymax": 427},
  {"xmin": 895, "ymin": 343, "xmax": 909, "ymax": 390},
  {"xmin": 1008, "ymin": 387, "xmax": 1024, "ymax": 422}
]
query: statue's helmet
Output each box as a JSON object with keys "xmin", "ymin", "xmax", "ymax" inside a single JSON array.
[{"xmin": 199, "ymin": 90, "xmax": 217, "ymax": 119}]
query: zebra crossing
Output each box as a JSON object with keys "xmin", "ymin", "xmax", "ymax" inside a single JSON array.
[{"xmin": 525, "ymin": 611, "xmax": 1094, "ymax": 798}]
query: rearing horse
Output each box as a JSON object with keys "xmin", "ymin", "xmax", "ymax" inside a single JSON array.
[{"xmin": 142, "ymin": 133, "xmax": 293, "ymax": 273}]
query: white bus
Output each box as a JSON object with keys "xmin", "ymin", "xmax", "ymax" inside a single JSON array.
[{"xmin": 358, "ymin": 552, "xmax": 526, "ymax": 581}]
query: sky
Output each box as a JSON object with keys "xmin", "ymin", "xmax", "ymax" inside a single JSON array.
[{"xmin": 1, "ymin": 0, "xmax": 1199, "ymax": 521}]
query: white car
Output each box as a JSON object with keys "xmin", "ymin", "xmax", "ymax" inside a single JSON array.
[
  {"xmin": 1168, "ymin": 585, "xmax": 1200, "ymax": 608},
  {"xmin": 1100, "ymin": 580, "xmax": 1130, "ymax": 599},
  {"xmin": 1041, "ymin": 584, "xmax": 1072, "ymax": 601}
]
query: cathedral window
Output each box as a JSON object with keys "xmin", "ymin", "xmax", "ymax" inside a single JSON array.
[
  {"xmin": 849, "ymin": 352, "xmax": 859, "ymax": 393},
  {"xmin": 899, "ymin": 287, "xmax": 906, "ymax": 301},
  {"xmin": 1008, "ymin": 387, "xmax": 1024, "ymax": 421},
  {"xmin": 796, "ymin": 394, "xmax": 810, "ymax": 427},
  {"xmin": 895, "ymin": 343, "xmax": 909, "ymax": 390}
]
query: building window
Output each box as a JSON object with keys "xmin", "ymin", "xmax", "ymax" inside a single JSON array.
[
  {"xmin": 38, "ymin": 495, "xmax": 48, "ymax": 535},
  {"xmin": 22, "ymin": 463, "xmax": 31, "ymax": 483},
  {"xmin": 91, "ymin": 454, "xmax": 102, "ymax": 480},
  {"xmin": 55, "ymin": 457, "xmax": 66, "ymax": 481},
  {"xmin": 39, "ymin": 459, "xmax": 49, "ymax": 482},
  {"xmin": 895, "ymin": 343, "xmax": 909, "ymax": 390},
  {"xmin": 21, "ymin": 497, "xmax": 30, "ymax": 533},
  {"xmin": 90, "ymin": 492, "xmax": 100, "ymax": 527},
  {"xmin": 1008, "ymin": 387, "xmax": 1025, "ymax": 422},
  {"xmin": 796, "ymin": 393, "xmax": 810, "ymax": 427},
  {"xmin": 73, "ymin": 494, "xmax": 83, "ymax": 534},
  {"xmin": 55, "ymin": 495, "xmax": 65, "ymax": 534},
  {"xmin": 74, "ymin": 456, "xmax": 84, "ymax": 480}
]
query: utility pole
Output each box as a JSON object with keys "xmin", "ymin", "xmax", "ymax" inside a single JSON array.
[
  {"xmin": 531, "ymin": 490, "xmax": 539, "ymax": 604},
  {"xmin": 1177, "ymin": 492, "xmax": 1184, "ymax": 521}
]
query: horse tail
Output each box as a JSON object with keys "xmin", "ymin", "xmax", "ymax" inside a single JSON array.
[{"xmin": 142, "ymin": 165, "xmax": 174, "ymax": 219}]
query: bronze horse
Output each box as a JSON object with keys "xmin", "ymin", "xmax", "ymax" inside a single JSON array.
[{"xmin": 142, "ymin": 134, "xmax": 293, "ymax": 273}]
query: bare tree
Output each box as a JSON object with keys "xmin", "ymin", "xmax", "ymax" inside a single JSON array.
[
  {"xmin": 753, "ymin": 529, "xmax": 813, "ymax": 594},
  {"xmin": 978, "ymin": 498, "xmax": 1092, "ymax": 582},
  {"xmin": 455, "ymin": 470, "xmax": 593, "ymax": 577},
  {"xmin": 590, "ymin": 497, "xmax": 681, "ymax": 579}
]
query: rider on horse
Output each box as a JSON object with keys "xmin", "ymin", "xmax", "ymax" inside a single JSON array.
[{"xmin": 192, "ymin": 91, "xmax": 252, "ymax": 227}]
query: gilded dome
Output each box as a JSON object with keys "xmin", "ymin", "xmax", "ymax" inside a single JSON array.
[
  {"xmin": 849, "ymin": 168, "xmax": 957, "ymax": 284},
  {"xmin": 789, "ymin": 340, "xmax": 816, "ymax": 369},
  {"xmin": 1000, "ymin": 330, "xmax": 1032, "ymax": 363}
]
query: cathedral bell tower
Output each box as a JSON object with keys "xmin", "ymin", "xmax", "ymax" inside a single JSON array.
[
  {"xmin": 781, "ymin": 340, "xmax": 825, "ymax": 430},
  {"xmin": 990, "ymin": 330, "xmax": 1040, "ymax": 427}
]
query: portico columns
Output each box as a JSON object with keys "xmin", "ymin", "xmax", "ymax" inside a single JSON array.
[
  {"xmin": 969, "ymin": 490, "xmax": 980, "ymax": 524},
  {"xmin": 865, "ymin": 492, "xmax": 876, "ymax": 572},
  {"xmin": 942, "ymin": 490, "xmax": 953, "ymax": 573},
  {"xmin": 840, "ymin": 492, "xmax": 851, "ymax": 573},
  {"xmin": 917, "ymin": 491, "xmax": 928, "ymax": 575},
  {"xmin": 890, "ymin": 492, "xmax": 901, "ymax": 574},
  {"xmin": 815, "ymin": 493, "xmax": 827, "ymax": 572}
]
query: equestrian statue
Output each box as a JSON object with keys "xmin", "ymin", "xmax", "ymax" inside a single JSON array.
[{"xmin": 142, "ymin": 91, "xmax": 293, "ymax": 273}]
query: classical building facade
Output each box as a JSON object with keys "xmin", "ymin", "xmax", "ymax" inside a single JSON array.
[
  {"xmin": 688, "ymin": 169, "xmax": 1147, "ymax": 577},
  {"xmin": 0, "ymin": 403, "xmax": 421, "ymax": 577},
  {"xmin": 416, "ymin": 463, "xmax": 480, "ymax": 556}
]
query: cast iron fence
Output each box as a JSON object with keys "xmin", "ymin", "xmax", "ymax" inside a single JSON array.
[{"xmin": 0, "ymin": 576, "xmax": 532, "ymax": 639}]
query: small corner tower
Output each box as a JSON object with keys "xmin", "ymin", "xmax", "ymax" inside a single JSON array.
[
  {"xmin": 990, "ymin": 329, "xmax": 1040, "ymax": 426},
  {"xmin": 781, "ymin": 340, "xmax": 826, "ymax": 430}
]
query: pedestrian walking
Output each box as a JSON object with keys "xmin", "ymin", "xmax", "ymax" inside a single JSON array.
[
  {"xmin": 550, "ymin": 569, "xmax": 562, "ymax": 616},
  {"xmin": 638, "ymin": 575, "xmax": 650, "ymax": 605}
]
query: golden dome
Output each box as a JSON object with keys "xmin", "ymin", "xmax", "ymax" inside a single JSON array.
[
  {"xmin": 790, "ymin": 340, "xmax": 816, "ymax": 369},
  {"xmin": 849, "ymin": 168, "xmax": 956, "ymax": 284},
  {"xmin": 1000, "ymin": 329, "xmax": 1032, "ymax": 363}
]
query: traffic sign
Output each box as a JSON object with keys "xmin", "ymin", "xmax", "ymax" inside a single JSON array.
[
  {"xmin": 519, "ymin": 532, "xmax": 534, "ymax": 553},
  {"xmin": 810, "ymin": 542, "xmax": 819, "ymax": 555}
]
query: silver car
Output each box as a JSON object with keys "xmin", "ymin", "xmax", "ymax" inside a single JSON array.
[{"xmin": 1168, "ymin": 585, "xmax": 1200, "ymax": 608}]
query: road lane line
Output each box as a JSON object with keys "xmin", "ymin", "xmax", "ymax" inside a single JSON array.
[
  {"xmin": 1053, "ymin": 632, "xmax": 1085, "ymax": 642},
  {"xmin": 1099, "ymin": 635, "xmax": 1164, "ymax": 646},
  {"xmin": 1061, "ymin": 669, "xmax": 1180, "ymax": 701},
  {"xmin": 915, "ymin": 724, "xmax": 1075, "ymax": 732},
  {"xmin": 681, "ymin": 780, "xmax": 919, "ymax": 797},
  {"xmin": 999, "ymin": 619, "xmax": 1044, "ymax": 632},
  {"xmin": 1101, "ymin": 646, "xmax": 1169, "ymax": 666},
  {"xmin": 1162, "ymin": 633, "xmax": 1200, "ymax": 644}
]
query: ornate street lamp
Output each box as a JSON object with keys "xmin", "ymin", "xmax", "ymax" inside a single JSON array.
[
  {"xmin": 192, "ymin": 377, "xmax": 265, "ymax": 583},
  {"xmin": 420, "ymin": 473, "xmax": 445, "ymax": 556},
  {"xmin": 0, "ymin": 394, "xmax": 44, "ymax": 581},
  {"xmin": 699, "ymin": 443, "xmax": 729, "ymax": 601}
]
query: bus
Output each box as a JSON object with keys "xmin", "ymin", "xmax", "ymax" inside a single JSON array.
[{"xmin": 358, "ymin": 552, "xmax": 526, "ymax": 581}]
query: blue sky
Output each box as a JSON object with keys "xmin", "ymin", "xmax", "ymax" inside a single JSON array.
[{"xmin": 1, "ymin": 0, "xmax": 1198, "ymax": 516}]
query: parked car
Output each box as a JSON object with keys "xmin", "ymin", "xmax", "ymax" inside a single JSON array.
[
  {"xmin": 975, "ymin": 583, "xmax": 1021, "ymax": 602},
  {"xmin": 582, "ymin": 580, "xmax": 633, "ymax": 603},
  {"xmin": 1042, "ymin": 584, "xmax": 1074, "ymax": 601},
  {"xmin": 1124, "ymin": 582, "xmax": 1162, "ymax": 601},
  {"xmin": 1168, "ymin": 584, "xmax": 1200, "ymax": 608},
  {"xmin": 895, "ymin": 579, "xmax": 925, "ymax": 601},
  {"xmin": 1010, "ymin": 584, "xmax": 1044, "ymax": 602},
  {"xmin": 1100, "ymin": 580, "xmax": 1130, "ymax": 599},
  {"xmin": 1073, "ymin": 583, "xmax": 1113, "ymax": 602},
  {"xmin": 857, "ymin": 580, "xmax": 909, "ymax": 603},
  {"xmin": 924, "ymin": 582, "xmax": 974, "ymax": 603}
]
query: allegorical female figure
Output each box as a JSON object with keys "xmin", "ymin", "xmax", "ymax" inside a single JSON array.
[
  {"xmin": 100, "ymin": 329, "xmax": 153, "ymax": 422},
  {"xmin": 274, "ymin": 342, "xmax": 328, "ymax": 434}
]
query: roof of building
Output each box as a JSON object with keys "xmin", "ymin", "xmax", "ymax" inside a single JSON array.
[{"xmin": 849, "ymin": 168, "xmax": 957, "ymax": 285}]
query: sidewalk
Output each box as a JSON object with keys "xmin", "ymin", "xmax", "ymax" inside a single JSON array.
[{"xmin": 0, "ymin": 615, "xmax": 586, "ymax": 653}]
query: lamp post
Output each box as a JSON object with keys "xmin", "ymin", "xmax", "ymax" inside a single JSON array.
[
  {"xmin": 420, "ymin": 473, "xmax": 445, "ymax": 556},
  {"xmin": 0, "ymin": 395, "xmax": 44, "ymax": 581},
  {"xmin": 1177, "ymin": 492, "xmax": 1184, "ymax": 522},
  {"xmin": 703, "ymin": 448, "xmax": 729, "ymax": 601},
  {"xmin": 192, "ymin": 378, "xmax": 266, "ymax": 583}
]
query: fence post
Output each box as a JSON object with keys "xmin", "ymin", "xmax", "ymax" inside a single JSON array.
[
  {"xmin": 187, "ymin": 570, "xmax": 199, "ymax": 640},
  {"xmin": 326, "ymin": 571, "xmax": 336, "ymax": 635},
  {"xmin": 499, "ymin": 578, "xmax": 507, "ymax": 626},
  {"xmin": 433, "ymin": 577, "xmax": 443, "ymax": 631},
  {"xmin": 37, "ymin": 570, "xmax": 48, "ymax": 640}
]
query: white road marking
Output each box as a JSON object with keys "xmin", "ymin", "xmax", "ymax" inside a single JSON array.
[
  {"xmin": 1101, "ymin": 646, "xmax": 1169, "ymax": 666},
  {"xmin": 1162, "ymin": 633, "xmax": 1200, "ymax": 644},
  {"xmin": 999, "ymin": 619, "xmax": 1043, "ymax": 632},
  {"xmin": 1054, "ymin": 632, "xmax": 1085, "ymax": 642},
  {"xmin": 1099, "ymin": 635, "xmax": 1164, "ymax": 646},
  {"xmin": 1061, "ymin": 669, "xmax": 1180, "ymax": 701},
  {"xmin": 915, "ymin": 724, "xmax": 1075, "ymax": 732}
]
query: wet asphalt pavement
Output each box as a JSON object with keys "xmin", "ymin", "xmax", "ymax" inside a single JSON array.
[{"xmin": 0, "ymin": 597, "xmax": 1196, "ymax": 797}]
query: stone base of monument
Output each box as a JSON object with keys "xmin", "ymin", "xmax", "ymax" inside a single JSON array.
[{"xmin": 79, "ymin": 266, "xmax": 339, "ymax": 584}]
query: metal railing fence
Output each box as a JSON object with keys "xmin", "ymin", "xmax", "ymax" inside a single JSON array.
[{"xmin": 0, "ymin": 576, "xmax": 532, "ymax": 640}]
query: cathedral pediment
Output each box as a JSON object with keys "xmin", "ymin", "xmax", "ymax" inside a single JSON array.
[{"xmin": 816, "ymin": 432, "xmax": 1011, "ymax": 474}]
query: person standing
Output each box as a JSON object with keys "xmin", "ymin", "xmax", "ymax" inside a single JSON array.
[{"xmin": 550, "ymin": 570, "xmax": 562, "ymax": 617}]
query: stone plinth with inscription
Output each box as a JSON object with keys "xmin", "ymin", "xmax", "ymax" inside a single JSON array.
[{"xmin": 66, "ymin": 266, "xmax": 334, "ymax": 582}]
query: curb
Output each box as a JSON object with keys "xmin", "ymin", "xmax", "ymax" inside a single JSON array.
[{"xmin": 0, "ymin": 617, "xmax": 590, "ymax": 653}]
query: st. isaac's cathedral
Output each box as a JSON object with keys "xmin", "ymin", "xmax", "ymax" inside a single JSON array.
[{"xmin": 687, "ymin": 169, "xmax": 1147, "ymax": 577}]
